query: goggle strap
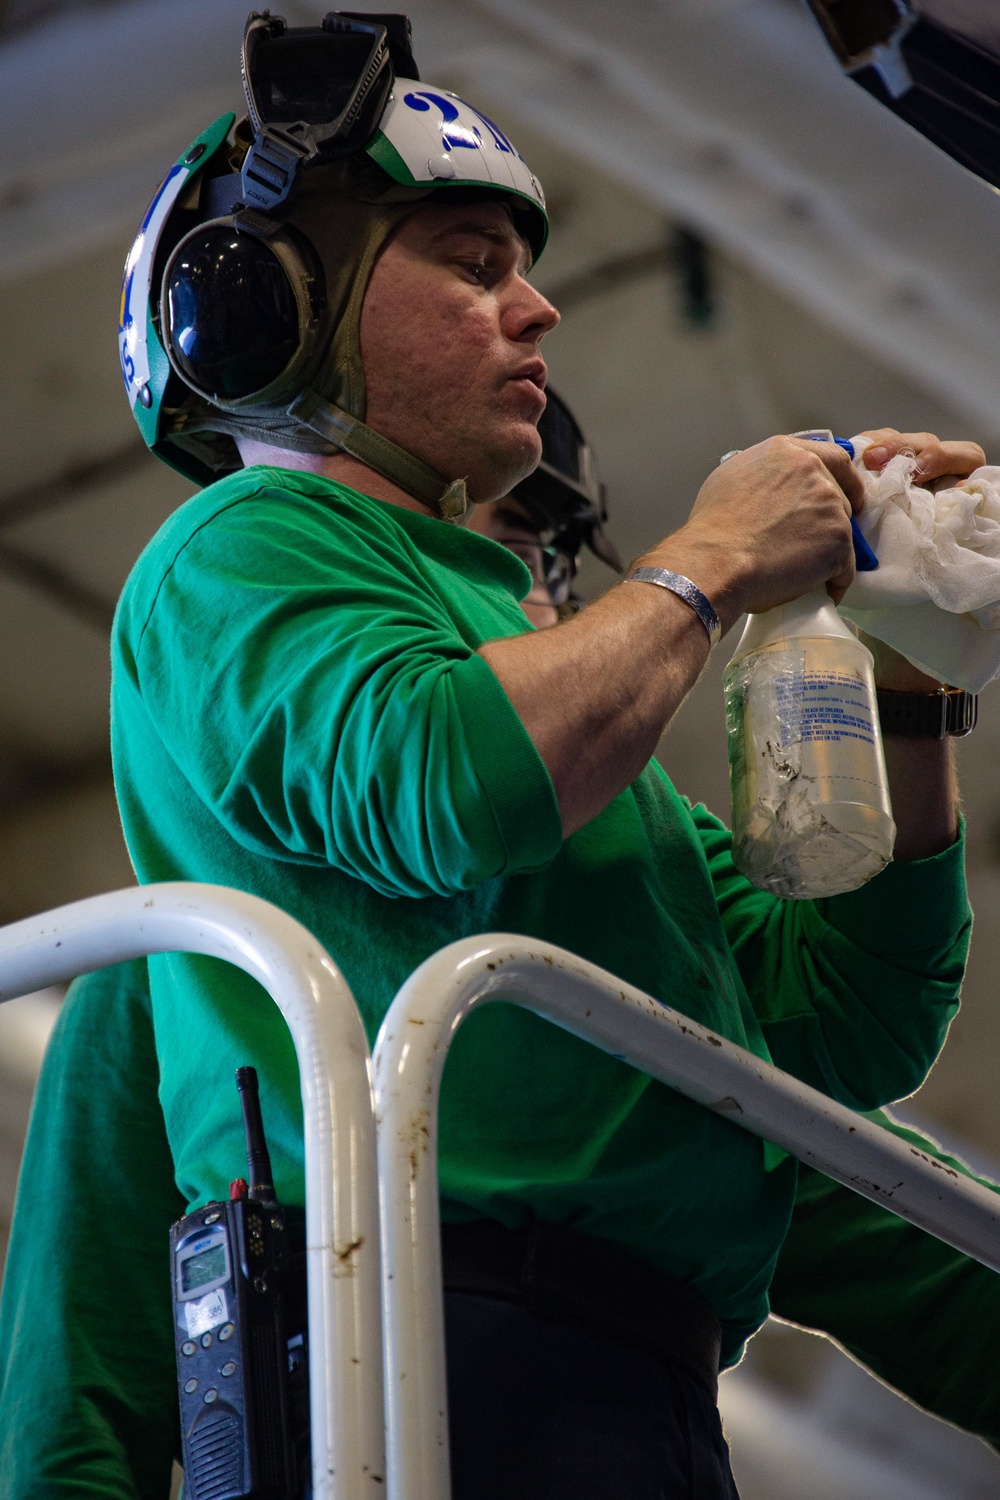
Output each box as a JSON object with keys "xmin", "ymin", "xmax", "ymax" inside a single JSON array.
[
  {"xmin": 241, "ymin": 129, "xmax": 311, "ymax": 214},
  {"xmin": 288, "ymin": 390, "xmax": 469, "ymax": 521}
]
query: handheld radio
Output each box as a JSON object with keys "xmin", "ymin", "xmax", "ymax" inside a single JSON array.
[{"xmin": 170, "ymin": 1067, "xmax": 307, "ymax": 1499}]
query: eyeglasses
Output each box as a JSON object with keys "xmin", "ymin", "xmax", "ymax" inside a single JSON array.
[{"xmin": 494, "ymin": 536, "xmax": 577, "ymax": 607}]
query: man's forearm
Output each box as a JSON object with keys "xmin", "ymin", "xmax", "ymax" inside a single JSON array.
[
  {"xmin": 480, "ymin": 569, "xmax": 714, "ymax": 836},
  {"xmin": 480, "ymin": 431, "xmax": 978, "ymax": 845},
  {"xmin": 882, "ymin": 735, "xmax": 958, "ymax": 860},
  {"xmin": 480, "ymin": 435, "xmax": 866, "ymax": 837},
  {"xmin": 864, "ymin": 633, "xmax": 960, "ymax": 861}
]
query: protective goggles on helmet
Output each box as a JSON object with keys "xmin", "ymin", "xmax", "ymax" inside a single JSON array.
[{"xmin": 240, "ymin": 11, "xmax": 417, "ymax": 212}]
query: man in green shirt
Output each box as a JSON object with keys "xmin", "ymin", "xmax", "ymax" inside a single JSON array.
[
  {"xmin": 1, "ymin": 19, "xmax": 989, "ymax": 1496},
  {"xmin": 2, "ymin": 438, "xmax": 996, "ymax": 1495},
  {"xmin": 0, "ymin": 401, "xmax": 990, "ymax": 1495}
]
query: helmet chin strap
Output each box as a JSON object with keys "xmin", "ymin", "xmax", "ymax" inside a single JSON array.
[{"xmin": 289, "ymin": 390, "xmax": 470, "ymax": 522}]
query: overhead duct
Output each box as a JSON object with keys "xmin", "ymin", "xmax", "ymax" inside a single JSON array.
[{"xmin": 804, "ymin": 0, "xmax": 1000, "ymax": 188}]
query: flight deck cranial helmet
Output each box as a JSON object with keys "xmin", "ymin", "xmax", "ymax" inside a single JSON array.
[{"xmin": 118, "ymin": 11, "xmax": 548, "ymax": 520}]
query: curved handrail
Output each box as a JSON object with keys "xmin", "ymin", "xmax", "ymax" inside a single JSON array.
[
  {"xmin": 0, "ymin": 882, "xmax": 385, "ymax": 1500},
  {"xmin": 373, "ymin": 933, "xmax": 1000, "ymax": 1500}
]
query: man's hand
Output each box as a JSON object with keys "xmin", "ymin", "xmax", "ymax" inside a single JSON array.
[
  {"xmin": 859, "ymin": 428, "xmax": 985, "ymax": 484},
  {"xmin": 480, "ymin": 433, "xmax": 868, "ymax": 834},
  {"xmin": 480, "ymin": 425, "xmax": 977, "ymax": 841},
  {"xmin": 854, "ymin": 429, "xmax": 983, "ymax": 696},
  {"xmin": 649, "ymin": 435, "xmax": 864, "ymax": 628},
  {"xmin": 852, "ymin": 426, "xmax": 978, "ymax": 859}
]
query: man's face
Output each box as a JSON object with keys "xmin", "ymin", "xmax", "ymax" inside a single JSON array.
[{"xmin": 359, "ymin": 201, "xmax": 560, "ymax": 504}]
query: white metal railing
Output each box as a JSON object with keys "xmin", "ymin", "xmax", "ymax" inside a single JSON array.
[
  {"xmin": 6, "ymin": 900, "xmax": 1000, "ymax": 1500},
  {"xmin": 0, "ymin": 883, "xmax": 385, "ymax": 1500},
  {"xmin": 372, "ymin": 933, "xmax": 1000, "ymax": 1500}
]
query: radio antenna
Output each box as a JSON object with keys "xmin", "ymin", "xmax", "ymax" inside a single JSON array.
[{"xmin": 235, "ymin": 1066, "xmax": 276, "ymax": 1203}]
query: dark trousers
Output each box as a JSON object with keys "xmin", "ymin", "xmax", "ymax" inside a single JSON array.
[{"xmin": 445, "ymin": 1289, "xmax": 741, "ymax": 1499}]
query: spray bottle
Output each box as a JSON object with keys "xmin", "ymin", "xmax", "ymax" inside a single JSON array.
[{"xmin": 722, "ymin": 433, "xmax": 895, "ymax": 899}]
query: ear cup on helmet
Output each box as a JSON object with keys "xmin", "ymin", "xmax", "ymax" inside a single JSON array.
[{"xmin": 161, "ymin": 221, "xmax": 324, "ymax": 405}]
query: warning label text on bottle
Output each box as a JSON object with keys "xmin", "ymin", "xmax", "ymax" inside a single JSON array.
[{"xmin": 777, "ymin": 671, "xmax": 876, "ymax": 747}]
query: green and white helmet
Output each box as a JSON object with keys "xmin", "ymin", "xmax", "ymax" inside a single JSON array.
[
  {"xmin": 118, "ymin": 11, "xmax": 548, "ymax": 517},
  {"xmin": 369, "ymin": 84, "xmax": 545, "ymax": 220}
]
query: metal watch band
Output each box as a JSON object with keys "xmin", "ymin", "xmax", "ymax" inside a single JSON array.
[
  {"xmin": 625, "ymin": 567, "xmax": 722, "ymax": 648},
  {"xmin": 876, "ymin": 687, "xmax": 978, "ymax": 738}
]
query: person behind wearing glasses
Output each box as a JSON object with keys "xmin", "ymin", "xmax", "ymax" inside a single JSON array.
[{"xmin": 0, "ymin": 11, "xmax": 988, "ymax": 1497}]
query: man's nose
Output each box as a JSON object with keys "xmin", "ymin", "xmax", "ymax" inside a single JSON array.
[{"xmin": 508, "ymin": 282, "xmax": 560, "ymax": 342}]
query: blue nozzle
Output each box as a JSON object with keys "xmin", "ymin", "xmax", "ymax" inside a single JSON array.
[
  {"xmin": 849, "ymin": 518, "xmax": 879, "ymax": 572},
  {"xmin": 807, "ymin": 434, "xmax": 879, "ymax": 572}
]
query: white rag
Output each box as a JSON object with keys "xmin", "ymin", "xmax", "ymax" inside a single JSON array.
[{"xmin": 839, "ymin": 434, "xmax": 1000, "ymax": 692}]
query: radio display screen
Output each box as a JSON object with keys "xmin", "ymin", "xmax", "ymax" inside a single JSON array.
[{"xmin": 182, "ymin": 1241, "xmax": 227, "ymax": 1292}]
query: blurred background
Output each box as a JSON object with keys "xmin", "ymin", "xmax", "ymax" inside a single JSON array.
[{"xmin": 2, "ymin": 0, "xmax": 1000, "ymax": 1494}]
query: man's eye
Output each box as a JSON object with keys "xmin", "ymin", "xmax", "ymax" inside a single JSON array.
[{"xmin": 460, "ymin": 261, "xmax": 489, "ymax": 283}]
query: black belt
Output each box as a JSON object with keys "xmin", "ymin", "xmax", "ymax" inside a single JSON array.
[{"xmin": 441, "ymin": 1219, "xmax": 722, "ymax": 1399}]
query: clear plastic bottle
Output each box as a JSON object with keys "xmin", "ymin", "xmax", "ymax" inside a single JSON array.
[{"xmin": 723, "ymin": 589, "xmax": 895, "ymax": 899}]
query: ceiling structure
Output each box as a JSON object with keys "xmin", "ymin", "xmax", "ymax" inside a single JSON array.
[{"xmin": 2, "ymin": 3, "xmax": 1000, "ymax": 1490}]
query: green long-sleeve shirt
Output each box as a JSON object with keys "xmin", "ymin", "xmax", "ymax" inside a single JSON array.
[
  {"xmin": 0, "ymin": 966, "xmax": 185, "ymax": 1499},
  {"xmin": 775, "ymin": 1122, "xmax": 1000, "ymax": 1439},
  {"xmin": 109, "ymin": 467, "xmax": 969, "ymax": 1365}
]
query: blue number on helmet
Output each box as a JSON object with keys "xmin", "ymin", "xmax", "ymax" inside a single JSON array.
[{"xmin": 404, "ymin": 90, "xmax": 482, "ymax": 151}]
